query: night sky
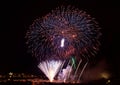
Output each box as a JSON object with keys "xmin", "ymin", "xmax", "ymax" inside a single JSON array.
[{"xmin": 0, "ymin": 0, "xmax": 120, "ymax": 79}]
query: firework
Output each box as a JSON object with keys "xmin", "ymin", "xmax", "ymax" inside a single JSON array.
[
  {"xmin": 25, "ymin": 6, "xmax": 101, "ymax": 62},
  {"xmin": 38, "ymin": 60, "xmax": 62, "ymax": 82}
]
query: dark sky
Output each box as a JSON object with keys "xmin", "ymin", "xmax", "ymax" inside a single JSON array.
[{"xmin": 0, "ymin": 0, "xmax": 120, "ymax": 78}]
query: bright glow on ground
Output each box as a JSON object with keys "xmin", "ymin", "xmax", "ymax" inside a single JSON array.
[{"xmin": 38, "ymin": 60, "xmax": 62, "ymax": 82}]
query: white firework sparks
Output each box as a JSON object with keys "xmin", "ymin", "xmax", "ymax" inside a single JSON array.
[
  {"xmin": 38, "ymin": 60, "xmax": 62, "ymax": 82},
  {"xmin": 60, "ymin": 38, "xmax": 65, "ymax": 47}
]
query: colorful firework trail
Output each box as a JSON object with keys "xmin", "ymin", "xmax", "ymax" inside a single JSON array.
[{"xmin": 25, "ymin": 6, "xmax": 101, "ymax": 62}]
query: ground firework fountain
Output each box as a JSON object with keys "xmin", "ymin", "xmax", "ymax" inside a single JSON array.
[
  {"xmin": 25, "ymin": 5, "xmax": 101, "ymax": 84},
  {"xmin": 38, "ymin": 60, "xmax": 62, "ymax": 82}
]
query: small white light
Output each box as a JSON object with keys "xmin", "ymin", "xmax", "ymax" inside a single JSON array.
[{"xmin": 60, "ymin": 38, "xmax": 65, "ymax": 47}]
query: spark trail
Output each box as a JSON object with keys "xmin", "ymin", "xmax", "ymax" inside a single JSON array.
[{"xmin": 38, "ymin": 60, "xmax": 62, "ymax": 82}]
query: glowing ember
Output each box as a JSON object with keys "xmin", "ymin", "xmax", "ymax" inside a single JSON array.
[{"xmin": 60, "ymin": 38, "xmax": 65, "ymax": 47}]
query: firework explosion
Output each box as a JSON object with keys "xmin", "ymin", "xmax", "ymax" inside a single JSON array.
[
  {"xmin": 38, "ymin": 60, "xmax": 62, "ymax": 82},
  {"xmin": 25, "ymin": 6, "xmax": 101, "ymax": 82},
  {"xmin": 26, "ymin": 6, "xmax": 101, "ymax": 62}
]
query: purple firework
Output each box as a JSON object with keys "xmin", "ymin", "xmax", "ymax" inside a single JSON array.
[{"xmin": 25, "ymin": 6, "xmax": 101, "ymax": 62}]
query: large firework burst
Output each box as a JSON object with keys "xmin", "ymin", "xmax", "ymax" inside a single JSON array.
[{"xmin": 25, "ymin": 6, "xmax": 101, "ymax": 62}]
